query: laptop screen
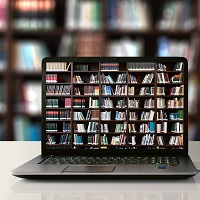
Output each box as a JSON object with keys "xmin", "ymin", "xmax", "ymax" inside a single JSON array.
[{"xmin": 42, "ymin": 57, "xmax": 187, "ymax": 154}]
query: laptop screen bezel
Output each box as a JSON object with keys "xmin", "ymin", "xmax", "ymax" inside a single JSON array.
[{"xmin": 41, "ymin": 57, "xmax": 188, "ymax": 156}]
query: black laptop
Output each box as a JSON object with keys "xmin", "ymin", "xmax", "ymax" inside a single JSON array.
[{"xmin": 12, "ymin": 57, "xmax": 197, "ymax": 178}]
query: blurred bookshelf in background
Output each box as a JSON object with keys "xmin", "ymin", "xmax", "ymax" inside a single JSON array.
[{"xmin": 0, "ymin": 0, "xmax": 200, "ymax": 140}]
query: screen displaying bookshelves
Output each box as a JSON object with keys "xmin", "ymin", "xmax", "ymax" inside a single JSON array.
[{"xmin": 45, "ymin": 61, "xmax": 184, "ymax": 150}]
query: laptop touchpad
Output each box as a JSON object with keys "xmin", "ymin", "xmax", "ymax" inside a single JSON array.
[{"xmin": 62, "ymin": 165, "xmax": 115, "ymax": 173}]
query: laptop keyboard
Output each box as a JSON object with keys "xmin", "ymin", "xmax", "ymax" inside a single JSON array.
[{"xmin": 41, "ymin": 156, "xmax": 179, "ymax": 165}]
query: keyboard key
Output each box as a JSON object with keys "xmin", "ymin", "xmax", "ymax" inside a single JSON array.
[{"xmin": 41, "ymin": 156, "xmax": 178, "ymax": 165}]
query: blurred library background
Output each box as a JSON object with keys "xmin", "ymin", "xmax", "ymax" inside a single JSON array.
[{"xmin": 0, "ymin": 0, "xmax": 200, "ymax": 141}]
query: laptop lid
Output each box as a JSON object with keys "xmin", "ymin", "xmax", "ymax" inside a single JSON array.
[{"xmin": 42, "ymin": 57, "xmax": 188, "ymax": 156}]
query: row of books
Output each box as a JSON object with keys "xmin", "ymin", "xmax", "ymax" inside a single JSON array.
[
  {"xmin": 157, "ymin": 98, "xmax": 183, "ymax": 108},
  {"xmin": 69, "ymin": 99, "xmax": 85, "ymax": 108},
  {"xmin": 115, "ymin": 111, "xmax": 127, "ymax": 121},
  {"xmin": 46, "ymin": 134, "xmax": 71, "ymax": 145},
  {"xmin": 46, "ymin": 84, "xmax": 71, "ymax": 95},
  {"xmin": 139, "ymin": 87, "xmax": 154, "ymax": 95},
  {"xmin": 157, "ymin": 110, "xmax": 167, "ymax": 121},
  {"xmin": 46, "ymin": 122, "xmax": 184, "ymax": 135},
  {"xmin": 47, "ymin": 134, "xmax": 183, "ymax": 146},
  {"xmin": 14, "ymin": 40, "xmax": 50, "ymax": 72},
  {"xmin": 46, "ymin": 62, "xmax": 70, "ymax": 71},
  {"xmin": 89, "ymin": 98, "xmax": 99, "ymax": 108},
  {"xmin": 46, "ymin": 123, "xmax": 57, "ymax": 132},
  {"xmin": 46, "ymin": 122, "xmax": 71, "ymax": 132},
  {"xmin": 73, "ymin": 75, "xmax": 83, "ymax": 83},
  {"xmin": 115, "ymin": 123, "xmax": 127, "ymax": 133},
  {"xmin": 142, "ymin": 73, "xmax": 154, "ymax": 83},
  {"xmin": 46, "ymin": 83, "xmax": 184, "ymax": 95},
  {"xmin": 46, "ymin": 97, "xmax": 184, "ymax": 110},
  {"xmin": 46, "ymin": 99, "xmax": 58, "ymax": 108},
  {"xmin": 108, "ymin": 0, "xmax": 151, "ymax": 31},
  {"xmin": 85, "ymin": 110, "xmax": 99, "ymax": 120},
  {"xmin": 45, "ymin": 62, "xmax": 183, "ymax": 73},
  {"xmin": 65, "ymin": 0, "xmax": 194, "ymax": 32},
  {"xmin": 46, "ymin": 74, "xmax": 58, "ymax": 83},
  {"xmin": 157, "ymin": 122, "xmax": 183, "ymax": 134},
  {"xmin": 141, "ymin": 134, "xmax": 154, "ymax": 145},
  {"xmin": 100, "ymin": 63, "xmax": 119, "ymax": 71},
  {"xmin": 14, "ymin": 116, "xmax": 41, "ymax": 141},
  {"xmin": 100, "ymin": 73, "xmax": 115, "ymax": 83},
  {"xmin": 157, "ymin": 135, "xmax": 183, "ymax": 146},
  {"xmin": 157, "ymin": 37, "xmax": 197, "ymax": 72},
  {"xmin": 87, "ymin": 134, "xmax": 99, "ymax": 145},
  {"xmin": 0, "ymin": 122, "xmax": 5, "ymax": 140},
  {"xmin": 157, "ymin": 62, "xmax": 184, "ymax": 71},
  {"xmin": 83, "ymin": 86, "xmax": 99, "ymax": 95},
  {"xmin": 13, "ymin": 0, "xmax": 55, "ymax": 31},
  {"xmin": 156, "ymin": 1, "xmax": 195, "ymax": 31},
  {"xmin": 0, "ymin": 38, "xmax": 6, "ymax": 71},
  {"xmin": 127, "ymin": 62, "xmax": 155, "ymax": 71},
  {"xmin": 0, "ymin": 81, "xmax": 5, "ymax": 113},
  {"xmin": 87, "ymin": 122, "xmax": 99, "ymax": 133},
  {"xmin": 15, "ymin": 81, "xmax": 41, "ymax": 115},
  {"xmin": 0, "ymin": 0, "xmax": 7, "ymax": 30},
  {"xmin": 56, "ymin": 34, "xmax": 196, "ymax": 72},
  {"xmin": 111, "ymin": 134, "xmax": 126, "ymax": 145},
  {"xmin": 73, "ymin": 64, "xmax": 88, "ymax": 71},
  {"xmin": 139, "ymin": 122, "xmax": 155, "ymax": 133},
  {"xmin": 66, "ymin": 0, "xmax": 101, "ymax": 30},
  {"xmin": 169, "ymin": 86, "xmax": 184, "ymax": 95},
  {"xmin": 107, "ymin": 37, "xmax": 143, "ymax": 57},
  {"xmin": 169, "ymin": 136, "xmax": 183, "ymax": 146},
  {"xmin": 46, "ymin": 110, "xmax": 183, "ymax": 122},
  {"xmin": 75, "ymin": 33, "xmax": 104, "ymax": 56}
]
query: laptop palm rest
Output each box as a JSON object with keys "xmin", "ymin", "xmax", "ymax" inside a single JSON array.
[{"xmin": 62, "ymin": 165, "xmax": 115, "ymax": 173}]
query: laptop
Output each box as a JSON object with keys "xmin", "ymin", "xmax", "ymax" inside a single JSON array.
[{"xmin": 12, "ymin": 57, "xmax": 197, "ymax": 179}]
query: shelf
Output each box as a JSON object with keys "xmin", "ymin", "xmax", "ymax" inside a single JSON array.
[
  {"xmin": 13, "ymin": 71, "xmax": 41, "ymax": 78},
  {"xmin": 46, "ymin": 108, "xmax": 71, "ymax": 110},
  {"xmin": 14, "ymin": 112, "xmax": 41, "ymax": 118},
  {"xmin": 73, "ymin": 71, "xmax": 98, "ymax": 73},
  {"xmin": 46, "ymin": 132, "xmax": 71, "ymax": 134},
  {"xmin": 46, "ymin": 95, "xmax": 71, "ymax": 97},
  {"xmin": 1, "ymin": 0, "xmax": 199, "ymax": 142},
  {"xmin": 46, "ymin": 83, "xmax": 71, "ymax": 85},
  {"xmin": 107, "ymin": 28, "xmax": 197, "ymax": 37},
  {"xmin": 46, "ymin": 144, "xmax": 71, "ymax": 147},
  {"xmin": 157, "ymin": 132, "xmax": 184, "ymax": 134},
  {"xmin": 13, "ymin": 28, "xmax": 64, "ymax": 36},
  {"xmin": 157, "ymin": 95, "xmax": 184, "ymax": 97},
  {"xmin": 46, "ymin": 71, "xmax": 71, "ymax": 73},
  {"xmin": 157, "ymin": 108, "xmax": 184, "ymax": 110},
  {"xmin": 46, "ymin": 120, "xmax": 71, "ymax": 122}
]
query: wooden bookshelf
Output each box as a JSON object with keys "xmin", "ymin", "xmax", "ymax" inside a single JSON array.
[
  {"xmin": 45, "ymin": 61, "xmax": 184, "ymax": 149},
  {"xmin": 0, "ymin": 0, "xmax": 200, "ymax": 140}
]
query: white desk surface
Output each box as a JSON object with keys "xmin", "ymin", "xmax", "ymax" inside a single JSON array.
[{"xmin": 0, "ymin": 141, "xmax": 200, "ymax": 200}]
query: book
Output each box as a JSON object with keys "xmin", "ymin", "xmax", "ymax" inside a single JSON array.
[
  {"xmin": 156, "ymin": 1, "xmax": 195, "ymax": 31},
  {"xmin": 107, "ymin": 38, "xmax": 144, "ymax": 57},
  {"xmin": 0, "ymin": 122, "xmax": 5, "ymax": 140},
  {"xmin": 0, "ymin": 81, "xmax": 5, "ymax": 113},
  {"xmin": 13, "ymin": 0, "xmax": 56, "ymax": 31},
  {"xmin": 0, "ymin": 0, "xmax": 7, "ymax": 30},
  {"xmin": 22, "ymin": 81, "xmax": 41, "ymax": 115},
  {"xmin": 0, "ymin": 37, "xmax": 6, "ymax": 71},
  {"xmin": 14, "ymin": 40, "xmax": 50, "ymax": 72},
  {"xmin": 75, "ymin": 33, "xmax": 104, "ymax": 56},
  {"xmin": 107, "ymin": 0, "xmax": 151, "ymax": 30},
  {"xmin": 14, "ymin": 116, "xmax": 41, "ymax": 141},
  {"xmin": 65, "ymin": 0, "xmax": 101, "ymax": 30},
  {"xmin": 156, "ymin": 36, "xmax": 198, "ymax": 72}
]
